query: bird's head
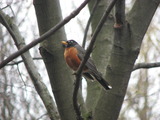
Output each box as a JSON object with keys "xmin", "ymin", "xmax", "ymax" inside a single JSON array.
[{"xmin": 61, "ymin": 40, "xmax": 78, "ymax": 48}]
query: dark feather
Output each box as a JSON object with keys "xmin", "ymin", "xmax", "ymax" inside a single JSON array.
[
  {"xmin": 92, "ymin": 73, "xmax": 112, "ymax": 90},
  {"xmin": 75, "ymin": 44, "xmax": 112, "ymax": 90},
  {"xmin": 83, "ymin": 73, "xmax": 94, "ymax": 80}
]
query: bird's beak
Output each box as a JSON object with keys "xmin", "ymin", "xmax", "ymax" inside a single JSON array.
[
  {"xmin": 61, "ymin": 41, "xmax": 68, "ymax": 45},
  {"xmin": 61, "ymin": 41, "xmax": 68, "ymax": 47}
]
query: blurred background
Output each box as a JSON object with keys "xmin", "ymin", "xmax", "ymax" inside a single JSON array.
[{"xmin": 0, "ymin": 0, "xmax": 160, "ymax": 119}]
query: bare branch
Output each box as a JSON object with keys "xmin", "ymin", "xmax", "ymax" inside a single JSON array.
[
  {"xmin": 0, "ymin": 11, "xmax": 18, "ymax": 45},
  {"xmin": 36, "ymin": 113, "xmax": 48, "ymax": 120},
  {"xmin": 133, "ymin": 62, "xmax": 160, "ymax": 71},
  {"xmin": 114, "ymin": 0, "xmax": 125, "ymax": 28},
  {"xmin": 6, "ymin": 57, "xmax": 42, "ymax": 66},
  {"xmin": 82, "ymin": 0, "xmax": 100, "ymax": 48},
  {"xmin": 0, "ymin": 0, "xmax": 91, "ymax": 69},
  {"xmin": 0, "ymin": 11, "xmax": 59, "ymax": 120},
  {"xmin": 73, "ymin": 0, "xmax": 118, "ymax": 119},
  {"xmin": 16, "ymin": 64, "xmax": 26, "ymax": 87}
]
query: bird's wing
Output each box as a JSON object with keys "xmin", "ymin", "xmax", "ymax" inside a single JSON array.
[
  {"xmin": 75, "ymin": 44, "xmax": 99, "ymax": 74},
  {"xmin": 75, "ymin": 44, "xmax": 112, "ymax": 90}
]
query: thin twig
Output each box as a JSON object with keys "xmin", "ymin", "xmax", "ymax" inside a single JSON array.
[
  {"xmin": 16, "ymin": 64, "xmax": 26, "ymax": 86},
  {"xmin": 73, "ymin": 0, "xmax": 118, "ymax": 119},
  {"xmin": 16, "ymin": 64, "xmax": 28, "ymax": 98},
  {"xmin": 1, "ymin": 5, "xmax": 9, "ymax": 10},
  {"xmin": 82, "ymin": 0, "xmax": 100, "ymax": 48},
  {"xmin": 0, "ymin": 0, "xmax": 91, "ymax": 69},
  {"xmin": 133, "ymin": 62, "xmax": 160, "ymax": 71},
  {"xmin": 36, "ymin": 113, "xmax": 48, "ymax": 120},
  {"xmin": 6, "ymin": 57, "xmax": 42, "ymax": 66}
]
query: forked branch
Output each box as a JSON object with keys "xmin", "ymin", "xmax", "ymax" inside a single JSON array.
[{"xmin": 73, "ymin": 0, "xmax": 118, "ymax": 119}]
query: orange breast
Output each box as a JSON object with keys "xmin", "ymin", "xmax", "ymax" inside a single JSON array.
[{"xmin": 64, "ymin": 47, "xmax": 81, "ymax": 71}]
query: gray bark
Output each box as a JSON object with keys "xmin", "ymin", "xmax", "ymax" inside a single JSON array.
[
  {"xmin": 94, "ymin": 0, "xmax": 160, "ymax": 120},
  {"xmin": 34, "ymin": 0, "xmax": 77, "ymax": 119},
  {"xmin": 0, "ymin": 11, "xmax": 58, "ymax": 120},
  {"xmin": 86, "ymin": 0, "xmax": 114, "ymax": 112}
]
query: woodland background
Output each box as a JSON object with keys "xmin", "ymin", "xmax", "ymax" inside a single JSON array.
[{"xmin": 0, "ymin": 0, "xmax": 160, "ymax": 120}]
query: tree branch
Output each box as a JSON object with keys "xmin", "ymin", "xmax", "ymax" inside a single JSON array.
[
  {"xmin": 133, "ymin": 62, "xmax": 160, "ymax": 71},
  {"xmin": 114, "ymin": 0, "xmax": 125, "ymax": 28},
  {"xmin": 0, "ymin": 11, "xmax": 59, "ymax": 120},
  {"xmin": 82, "ymin": 0, "xmax": 100, "ymax": 48},
  {"xmin": 6, "ymin": 57, "xmax": 42, "ymax": 66},
  {"xmin": 0, "ymin": 0, "xmax": 90, "ymax": 69},
  {"xmin": 94, "ymin": 0, "xmax": 160, "ymax": 119},
  {"xmin": 73, "ymin": 0, "xmax": 118, "ymax": 119}
]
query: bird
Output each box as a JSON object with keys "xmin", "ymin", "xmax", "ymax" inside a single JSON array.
[{"xmin": 61, "ymin": 40, "xmax": 112, "ymax": 90}]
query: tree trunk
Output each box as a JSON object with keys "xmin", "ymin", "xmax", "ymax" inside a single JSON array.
[
  {"xmin": 86, "ymin": 0, "xmax": 114, "ymax": 112},
  {"xmin": 34, "ymin": 0, "xmax": 77, "ymax": 119},
  {"xmin": 94, "ymin": 0, "xmax": 159, "ymax": 119}
]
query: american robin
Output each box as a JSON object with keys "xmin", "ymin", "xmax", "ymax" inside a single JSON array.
[{"xmin": 61, "ymin": 40, "xmax": 112, "ymax": 90}]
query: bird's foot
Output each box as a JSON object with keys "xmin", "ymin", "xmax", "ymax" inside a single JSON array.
[{"xmin": 72, "ymin": 72, "xmax": 77, "ymax": 75}]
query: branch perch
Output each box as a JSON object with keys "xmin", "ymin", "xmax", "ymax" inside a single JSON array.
[
  {"xmin": 73, "ymin": 0, "xmax": 118, "ymax": 119},
  {"xmin": 133, "ymin": 62, "xmax": 160, "ymax": 71}
]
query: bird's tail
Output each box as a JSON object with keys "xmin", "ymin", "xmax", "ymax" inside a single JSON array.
[
  {"xmin": 94, "ymin": 73, "xmax": 112, "ymax": 90},
  {"xmin": 97, "ymin": 77, "xmax": 112, "ymax": 90}
]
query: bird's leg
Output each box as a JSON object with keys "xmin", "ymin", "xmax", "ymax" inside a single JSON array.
[
  {"xmin": 72, "ymin": 72, "xmax": 77, "ymax": 85},
  {"xmin": 92, "ymin": 45, "xmax": 96, "ymax": 51},
  {"xmin": 72, "ymin": 72, "xmax": 77, "ymax": 75}
]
